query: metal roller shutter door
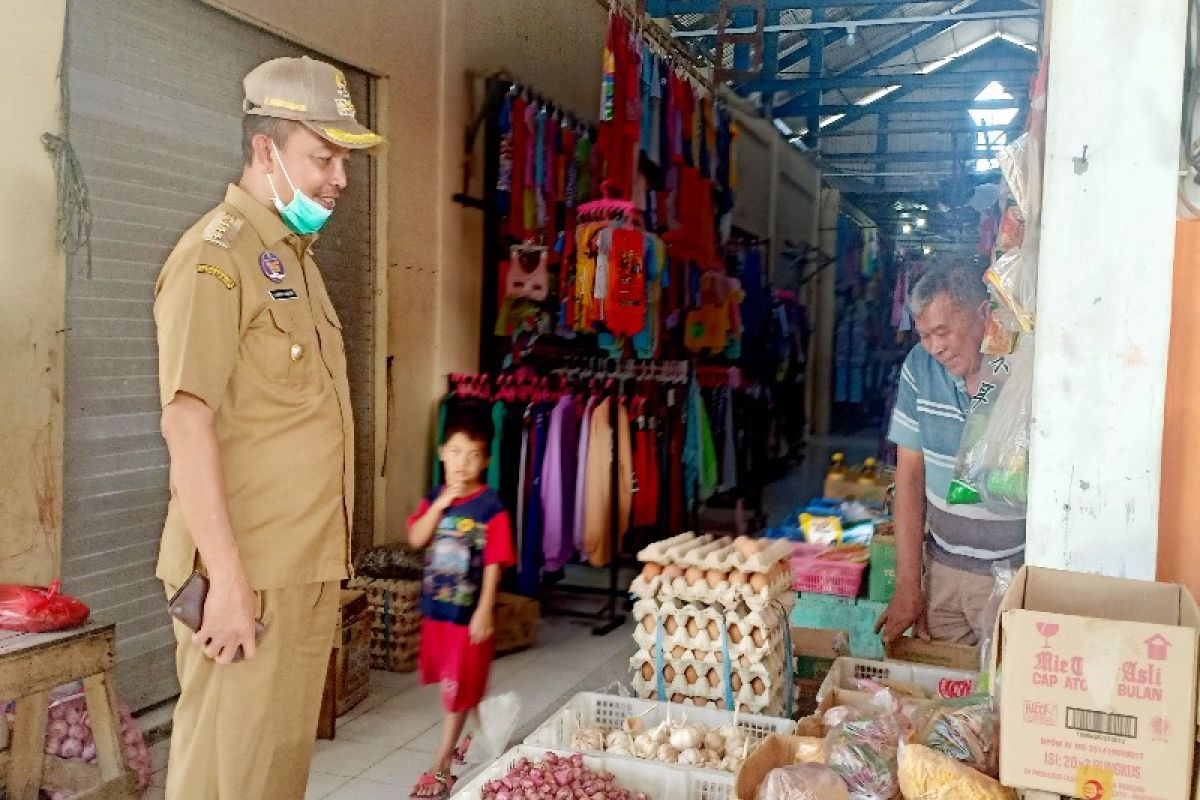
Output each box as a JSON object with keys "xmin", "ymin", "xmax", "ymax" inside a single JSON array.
[{"xmin": 64, "ymin": 0, "xmax": 376, "ymax": 711}]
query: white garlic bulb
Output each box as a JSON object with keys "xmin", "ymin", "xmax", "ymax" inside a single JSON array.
[
  {"xmin": 623, "ymin": 716, "xmax": 647, "ymax": 736},
  {"xmin": 703, "ymin": 729, "xmax": 726, "ymax": 757},
  {"xmin": 606, "ymin": 730, "xmax": 633, "ymax": 752},
  {"xmin": 571, "ymin": 725, "xmax": 605, "ymax": 751},
  {"xmin": 632, "ymin": 733, "xmax": 656, "ymax": 759},
  {"xmin": 669, "ymin": 724, "xmax": 703, "ymax": 751},
  {"xmin": 677, "ymin": 747, "xmax": 703, "ymax": 766},
  {"xmin": 655, "ymin": 743, "xmax": 680, "ymax": 763}
]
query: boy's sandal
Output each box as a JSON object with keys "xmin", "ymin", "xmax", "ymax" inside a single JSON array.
[
  {"xmin": 410, "ymin": 771, "xmax": 455, "ymax": 799},
  {"xmin": 452, "ymin": 733, "xmax": 473, "ymax": 765}
]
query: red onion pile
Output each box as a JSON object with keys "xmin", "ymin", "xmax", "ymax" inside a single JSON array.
[
  {"xmin": 481, "ymin": 752, "xmax": 651, "ymax": 800},
  {"xmin": 34, "ymin": 691, "xmax": 153, "ymax": 798}
]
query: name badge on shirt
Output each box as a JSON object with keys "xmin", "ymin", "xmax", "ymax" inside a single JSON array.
[{"xmin": 270, "ymin": 288, "xmax": 298, "ymax": 300}]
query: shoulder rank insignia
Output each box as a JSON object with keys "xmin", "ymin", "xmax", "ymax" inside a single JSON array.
[
  {"xmin": 202, "ymin": 212, "xmax": 243, "ymax": 249},
  {"xmin": 196, "ymin": 264, "xmax": 237, "ymax": 290}
]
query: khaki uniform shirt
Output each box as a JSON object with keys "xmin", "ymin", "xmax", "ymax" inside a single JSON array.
[{"xmin": 154, "ymin": 183, "xmax": 353, "ymax": 590}]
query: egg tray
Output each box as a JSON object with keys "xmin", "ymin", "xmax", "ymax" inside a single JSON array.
[
  {"xmin": 630, "ymin": 681, "xmax": 789, "ymax": 718},
  {"xmin": 638, "ymin": 533, "xmax": 794, "ymax": 574},
  {"xmin": 632, "ymin": 625, "xmax": 785, "ymax": 669},
  {"xmin": 630, "ymin": 569, "xmax": 795, "ymax": 612},
  {"xmin": 632, "ymin": 598, "xmax": 789, "ymax": 660},
  {"xmin": 629, "ymin": 647, "xmax": 788, "ymax": 686},
  {"xmin": 629, "ymin": 659, "xmax": 788, "ymax": 707}
]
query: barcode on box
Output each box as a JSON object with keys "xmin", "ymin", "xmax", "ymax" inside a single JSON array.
[{"xmin": 1066, "ymin": 707, "xmax": 1138, "ymax": 738}]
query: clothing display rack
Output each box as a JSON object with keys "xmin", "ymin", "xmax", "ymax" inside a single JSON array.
[{"xmin": 541, "ymin": 356, "xmax": 689, "ymax": 635}]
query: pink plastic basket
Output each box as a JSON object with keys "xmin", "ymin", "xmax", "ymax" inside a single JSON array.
[{"xmin": 790, "ymin": 543, "xmax": 868, "ymax": 597}]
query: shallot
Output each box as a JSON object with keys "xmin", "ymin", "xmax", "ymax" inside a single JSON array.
[{"xmin": 479, "ymin": 752, "xmax": 648, "ymax": 800}]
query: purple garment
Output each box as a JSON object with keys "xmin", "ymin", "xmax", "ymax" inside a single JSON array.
[
  {"xmin": 573, "ymin": 398, "xmax": 598, "ymax": 553},
  {"xmin": 542, "ymin": 395, "xmax": 582, "ymax": 571}
]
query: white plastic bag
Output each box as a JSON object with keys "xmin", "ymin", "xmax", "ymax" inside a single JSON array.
[
  {"xmin": 473, "ymin": 691, "xmax": 521, "ymax": 762},
  {"xmin": 756, "ymin": 763, "xmax": 849, "ymax": 800},
  {"xmin": 977, "ymin": 561, "xmax": 1015, "ymax": 691},
  {"xmin": 947, "ymin": 338, "xmax": 1033, "ymax": 514},
  {"xmin": 985, "ymin": 244, "xmax": 1037, "ymax": 334}
]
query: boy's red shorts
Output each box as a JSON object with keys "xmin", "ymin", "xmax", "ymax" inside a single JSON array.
[{"xmin": 418, "ymin": 618, "xmax": 495, "ymax": 713}]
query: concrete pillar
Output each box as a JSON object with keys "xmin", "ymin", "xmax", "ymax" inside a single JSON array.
[
  {"xmin": 1026, "ymin": 0, "xmax": 1188, "ymax": 577},
  {"xmin": 811, "ymin": 187, "xmax": 840, "ymax": 437}
]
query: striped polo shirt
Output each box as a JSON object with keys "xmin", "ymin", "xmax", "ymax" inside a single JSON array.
[{"xmin": 889, "ymin": 344, "xmax": 1026, "ymax": 574}]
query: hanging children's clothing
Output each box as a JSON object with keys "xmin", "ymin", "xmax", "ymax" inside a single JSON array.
[{"xmin": 541, "ymin": 394, "xmax": 582, "ymax": 572}]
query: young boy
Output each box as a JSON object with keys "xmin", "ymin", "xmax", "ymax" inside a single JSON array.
[{"xmin": 407, "ymin": 404, "xmax": 514, "ymax": 799}]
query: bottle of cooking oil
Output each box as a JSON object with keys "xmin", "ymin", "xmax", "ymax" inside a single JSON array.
[{"xmin": 827, "ymin": 452, "xmax": 847, "ymax": 480}]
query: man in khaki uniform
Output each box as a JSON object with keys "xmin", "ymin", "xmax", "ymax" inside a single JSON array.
[{"xmin": 153, "ymin": 56, "xmax": 382, "ymax": 799}]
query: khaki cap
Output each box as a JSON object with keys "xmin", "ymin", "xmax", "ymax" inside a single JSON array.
[{"xmin": 243, "ymin": 56, "xmax": 383, "ymax": 150}]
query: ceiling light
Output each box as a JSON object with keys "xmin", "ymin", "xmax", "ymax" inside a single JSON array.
[
  {"xmin": 846, "ymin": 24, "xmax": 857, "ymax": 45},
  {"xmin": 923, "ymin": 244, "xmax": 934, "ymax": 256},
  {"xmin": 916, "ymin": 217, "xmax": 927, "ymax": 228},
  {"xmin": 901, "ymin": 223, "xmax": 913, "ymax": 235}
]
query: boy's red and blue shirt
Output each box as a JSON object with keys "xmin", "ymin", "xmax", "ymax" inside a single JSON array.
[{"xmin": 408, "ymin": 486, "xmax": 514, "ymax": 625}]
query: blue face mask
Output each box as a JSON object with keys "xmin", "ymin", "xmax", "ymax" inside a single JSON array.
[{"xmin": 267, "ymin": 141, "xmax": 332, "ymax": 235}]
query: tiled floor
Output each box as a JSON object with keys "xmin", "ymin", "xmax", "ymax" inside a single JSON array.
[{"xmin": 145, "ymin": 616, "xmax": 637, "ymax": 799}]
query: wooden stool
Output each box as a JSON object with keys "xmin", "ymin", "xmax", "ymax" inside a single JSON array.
[{"xmin": 0, "ymin": 622, "xmax": 135, "ymax": 799}]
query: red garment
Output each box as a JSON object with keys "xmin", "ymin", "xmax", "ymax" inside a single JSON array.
[
  {"xmin": 509, "ymin": 97, "xmax": 528, "ymax": 240},
  {"xmin": 596, "ymin": 13, "xmax": 641, "ymax": 199},
  {"xmin": 607, "ymin": 226, "xmax": 647, "ymax": 337},
  {"xmin": 631, "ymin": 396, "xmax": 659, "ymax": 528},
  {"xmin": 409, "ymin": 488, "xmax": 516, "ymax": 713}
]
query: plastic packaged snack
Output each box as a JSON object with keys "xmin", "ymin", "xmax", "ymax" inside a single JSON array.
[
  {"xmin": 897, "ymin": 742, "xmax": 1015, "ymax": 800},
  {"xmin": 911, "ymin": 695, "xmax": 1001, "ymax": 777}
]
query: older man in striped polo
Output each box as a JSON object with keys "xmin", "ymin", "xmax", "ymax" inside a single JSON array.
[{"xmin": 876, "ymin": 266, "xmax": 1026, "ymax": 645}]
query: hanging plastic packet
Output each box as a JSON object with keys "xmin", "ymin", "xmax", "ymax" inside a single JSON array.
[
  {"xmin": 946, "ymin": 338, "xmax": 1033, "ymax": 513},
  {"xmin": 823, "ymin": 690, "xmax": 905, "ymax": 800},
  {"xmin": 976, "ymin": 562, "xmax": 1015, "ymax": 692},
  {"xmin": 911, "ymin": 695, "xmax": 1002, "ymax": 778}
]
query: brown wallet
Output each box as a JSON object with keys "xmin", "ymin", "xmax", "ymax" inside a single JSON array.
[{"xmin": 167, "ymin": 571, "xmax": 266, "ymax": 663}]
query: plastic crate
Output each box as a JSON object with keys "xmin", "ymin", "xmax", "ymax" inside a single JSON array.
[
  {"xmin": 525, "ymin": 692, "xmax": 796, "ymax": 770},
  {"xmin": 816, "ymin": 656, "xmax": 979, "ymax": 708},
  {"xmin": 452, "ymin": 745, "xmax": 733, "ymax": 800},
  {"xmin": 789, "ymin": 543, "xmax": 868, "ymax": 598}
]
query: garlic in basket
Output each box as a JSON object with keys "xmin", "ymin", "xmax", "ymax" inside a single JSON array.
[
  {"xmin": 668, "ymin": 724, "xmax": 704, "ymax": 751},
  {"xmin": 677, "ymin": 747, "xmax": 704, "ymax": 766},
  {"xmin": 655, "ymin": 743, "xmax": 680, "ymax": 762}
]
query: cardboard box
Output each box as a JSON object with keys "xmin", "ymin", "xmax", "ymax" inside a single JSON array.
[
  {"xmin": 823, "ymin": 475, "xmax": 890, "ymax": 504},
  {"xmin": 792, "ymin": 626, "xmax": 850, "ymax": 717},
  {"xmin": 994, "ymin": 566, "xmax": 1200, "ymax": 800},
  {"xmin": 868, "ymin": 533, "xmax": 897, "ymax": 603},
  {"xmin": 791, "ymin": 594, "xmax": 887, "ymax": 659},
  {"xmin": 494, "ymin": 592, "xmax": 539, "ymax": 655},
  {"xmin": 887, "ymin": 636, "xmax": 980, "ymax": 672},
  {"xmin": 733, "ymin": 733, "xmax": 827, "ymax": 800}
]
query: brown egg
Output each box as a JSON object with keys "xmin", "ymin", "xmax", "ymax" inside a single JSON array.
[
  {"xmin": 714, "ymin": 650, "xmax": 724, "ymax": 663},
  {"xmin": 693, "ymin": 697, "xmax": 707, "ymax": 707},
  {"xmin": 729, "ymin": 570, "xmax": 748, "ymax": 586},
  {"xmin": 716, "ymin": 698, "xmax": 727, "ymax": 710},
  {"xmin": 749, "ymin": 572, "xmax": 768, "ymax": 593},
  {"xmin": 751, "ymin": 628, "xmax": 765, "ymax": 647},
  {"xmin": 731, "ymin": 673, "xmax": 743, "ymax": 691},
  {"xmin": 642, "ymin": 562, "xmax": 663, "ymax": 580},
  {"xmin": 686, "ymin": 618, "xmax": 699, "ymax": 637},
  {"xmin": 664, "ymin": 664, "xmax": 676, "ymax": 682},
  {"xmin": 684, "ymin": 566, "xmax": 705, "ymax": 586},
  {"xmin": 739, "ymin": 654, "xmax": 752, "ymax": 669},
  {"xmin": 640, "ymin": 663, "xmax": 653, "ymax": 681},
  {"xmin": 751, "ymin": 678, "xmax": 766, "ymax": 695},
  {"xmin": 663, "ymin": 565, "xmax": 684, "ymax": 580},
  {"xmin": 706, "ymin": 620, "xmax": 719, "ymax": 640},
  {"xmin": 684, "ymin": 666, "xmax": 699, "ymax": 684},
  {"xmin": 665, "ymin": 617, "xmax": 678, "ymax": 635},
  {"xmin": 706, "ymin": 569, "xmax": 727, "ymax": 589},
  {"xmin": 672, "ymin": 693, "xmax": 685, "ymax": 703},
  {"xmin": 672, "ymin": 644, "xmax": 687, "ymax": 659},
  {"xmin": 642, "ymin": 615, "xmax": 655, "ymax": 633},
  {"xmin": 706, "ymin": 669, "xmax": 721, "ymax": 688},
  {"xmin": 729, "ymin": 624, "xmax": 743, "ymax": 644}
]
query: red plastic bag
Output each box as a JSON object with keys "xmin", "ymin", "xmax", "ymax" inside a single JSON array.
[{"xmin": 0, "ymin": 581, "xmax": 90, "ymax": 632}]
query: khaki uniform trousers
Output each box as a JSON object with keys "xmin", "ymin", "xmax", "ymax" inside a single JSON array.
[{"xmin": 164, "ymin": 580, "xmax": 339, "ymax": 800}]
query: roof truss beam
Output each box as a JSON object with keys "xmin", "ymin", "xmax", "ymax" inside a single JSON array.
[{"xmin": 744, "ymin": 65, "xmax": 1032, "ymax": 92}]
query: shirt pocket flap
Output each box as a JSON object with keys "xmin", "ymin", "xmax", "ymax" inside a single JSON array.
[{"xmin": 319, "ymin": 293, "xmax": 343, "ymax": 330}]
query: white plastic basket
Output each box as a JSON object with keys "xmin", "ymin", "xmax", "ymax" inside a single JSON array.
[
  {"xmin": 816, "ymin": 656, "xmax": 979, "ymax": 707},
  {"xmin": 451, "ymin": 745, "xmax": 733, "ymax": 800},
  {"xmin": 524, "ymin": 692, "xmax": 796, "ymax": 770}
]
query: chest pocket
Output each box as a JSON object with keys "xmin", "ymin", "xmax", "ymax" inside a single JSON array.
[
  {"xmin": 245, "ymin": 303, "xmax": 320, "ymax": 388},
  {"xmin": 316, "ymin": 291, "xmax": 348, "ymax": 381}
]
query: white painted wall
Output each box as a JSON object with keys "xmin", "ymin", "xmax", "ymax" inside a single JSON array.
[{"xmin": 1027, "ymin": 0, "xmax": 1188, "ymax": 577}]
